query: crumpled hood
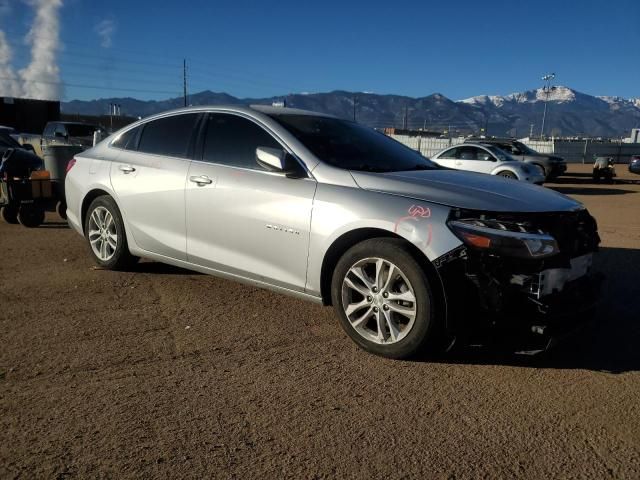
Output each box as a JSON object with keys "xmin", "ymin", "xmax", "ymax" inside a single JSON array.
[{"xmin": 351, "ymin": 169, "xmax": 582, "ymax": 212}]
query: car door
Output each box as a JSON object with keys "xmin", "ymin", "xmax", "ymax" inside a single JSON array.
[
  {"xmin": 434, "ymin": 147, "xmax": 459, "ymax": 168},
  {"xmin": 110, "ymin": 113, "xmax": 201, "ymax": 260},
  {"xmin": 185, "ymin": 112, "xmax": 317, "ymax": 292},
  {"xmin": 455, "ymin": 146, "xmax": 496, "ymax": 174}
]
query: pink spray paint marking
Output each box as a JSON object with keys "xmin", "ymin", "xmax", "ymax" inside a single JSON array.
[{"xmin": 394, "ymin": 205, "xmax": 433, "ymax": 247}]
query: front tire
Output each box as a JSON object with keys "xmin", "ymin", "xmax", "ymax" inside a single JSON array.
[
  {"xmin": 84, "ymin": 196, "xmax": 139, "ymax": 270},
  {"xmin": 331, "ymin": 238, "xmax": 439, "ymax": 359}
]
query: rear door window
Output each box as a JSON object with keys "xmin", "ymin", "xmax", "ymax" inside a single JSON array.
[{"xmin": 137, "ymin": 113, "xmax": 200, "ymax": 158}]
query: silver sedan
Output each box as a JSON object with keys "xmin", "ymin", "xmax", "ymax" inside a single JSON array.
[{"xmin": 66, "ymin": 106, "xmax": 600, "ymax": 358}]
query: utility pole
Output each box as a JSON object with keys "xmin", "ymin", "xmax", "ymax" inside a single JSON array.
[
  {"xmin": 403, "ymin": 106, "xmax": 408, "ymax": 130},
  {"xmin": 352, "ymin": 94, "xmax": 357, "ymax": 122},
  {"xmin": 109, "ymin": 103, "xmax": 113, "ymax": 132},
  {"xmin": 540, "ymin": 73, "xmax": 555, "ymax": 138},
  {"xmin": 529, "ymin": 123, "xmax": 534, "ymax": 138},
  {"xmin": 183, "ymin": 59, "xmax": 188, "ymax": 107}
]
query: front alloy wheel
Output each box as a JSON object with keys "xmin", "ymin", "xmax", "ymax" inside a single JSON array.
[
  {"xmin": 331, "ymin": 238, "xmax": 439, "ymax": 359},
  {"xmin": 341, "ymin": 257, "xmax": 417, "ymax": 345}
]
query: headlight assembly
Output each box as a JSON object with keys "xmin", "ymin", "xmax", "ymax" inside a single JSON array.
[{"xmin": 448, "ymin": 218, "xmax": 559, "ymax": 259}]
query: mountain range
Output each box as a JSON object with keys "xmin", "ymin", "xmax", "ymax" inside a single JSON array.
[{"xmin": 61, "ymin": 86, "xmax": 640, "ymax": 138}]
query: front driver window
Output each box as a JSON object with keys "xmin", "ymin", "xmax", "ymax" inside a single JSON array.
[{"xmin": 202, "ymin": 114, "xmax": 281, "ymax": 170}]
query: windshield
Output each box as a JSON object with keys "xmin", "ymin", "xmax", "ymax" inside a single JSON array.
[
  {"xmin": 513, "ymin": 141, "xmax": 537, "ymax": 155},
  {"xmin": 66, "ymin": 124, "xmax": 99, "ymax": 137},
  {"xmin": 485, "ymin": 145, "xmax": 515, "ymax": 161},
  {"xmin": 267, "ymin": 114, "xmax": 439, "ymax": 173},
  {"xmin": 0, "ymin": 132, "xmax": 21, "ymax": 149}
]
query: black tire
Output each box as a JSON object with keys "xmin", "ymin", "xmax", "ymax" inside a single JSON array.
[
  {"xmin": 331, "ymin": 238, "xmax": 439, "ymax": 359},
  {"xmin": 56, "ymin": 200, "xmax": 67, "ymax": 220},
  {"xmin": 1, "ymin": 205, "xmax": 19, "ymax": 224},
  {"xmin": 532, "ymin": 163, "xmax": 547, "ymax": 178},
  {"xmin": 17, "ymin": 205, "xmax": 45, "ymax": 228},
  {"xmin": 497, "ymin": 170, "xmax": 517, "ymax": 179},
  {"xmin": 84, "ymin": 195, "xmax": 139, "ymax": 270}
]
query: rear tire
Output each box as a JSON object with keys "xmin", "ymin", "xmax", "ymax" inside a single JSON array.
[
  {"xmin": 1, "ymin": 206, "xmax": 19, "ymax": 224},
  {"xmin": 331, "ymin": 238, "xmax": 440, "ymax": 359},
  {"xmin": 84, "ymin": 196, "xmax": 139, "ymax": 270},
  {"xmin": 497, "ymin": 171, "xmax": 517, "ymax": 179},
  {"xmin": 17, "ymin": 205, "xmax": 45, "ymax": 228},
  {"xmin": 56, "ymin": 200, "xmax": 67, "ymax": 220}
]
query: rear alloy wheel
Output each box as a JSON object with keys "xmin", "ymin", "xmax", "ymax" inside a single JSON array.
[
  {"xmin": 497, "ymin": 170, "xmax": 517, "ymax": 179},
  {"xmin": 1, "ymin": 206, "xmax": 19, "ymax": 224},
  {"xmin": 331, "ymin": 238, "xmax": 439, "ymax": 359},
  {"xmin": 84, "ymin": 196, "xmax": 139, "ymax": 270},
  {"xmin": 17, "ymin": 205, "xmax": 45, "ymax": 228}
]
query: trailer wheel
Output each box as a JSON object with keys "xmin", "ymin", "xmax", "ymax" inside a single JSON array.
[
  {"xmin": 1, "ymin": 206, "xmax": 19, "ymax": 224},
  {"xmin": 56, "ymin": 200, "xmax": 67, "ymax": 220},
  {"xmin": 18, "ymin": 205, "xmax": 45, "ymax": 228}
]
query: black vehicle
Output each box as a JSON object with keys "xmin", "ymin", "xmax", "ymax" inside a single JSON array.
[
  {"xmin": 41, "ymin": 121, "xmax": 102, "ymax": 149},
  {"xmin": 0, "ymin": 148, "xmax": 52, "ymax": 227},
  {"xmin": 629, "ymin": 155, "xmax": 640, "ymax": 175},
  {"xmin": 465, "ymin": 137, "xmax": 567, "ymax": 180}
]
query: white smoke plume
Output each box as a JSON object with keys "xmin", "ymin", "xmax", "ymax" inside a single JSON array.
[
  {"xmin": 19, "ymin": 0, "xmax": 64, "ymax": 100},
  {"xmin": 95, "ymin": 18, "xmax": 116, "ymax": 49},
  {"xmin": 0, "ymin": 30, "xmax": 22, "ymax": 97}
]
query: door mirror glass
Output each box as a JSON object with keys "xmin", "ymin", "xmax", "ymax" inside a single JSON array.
[{"xmin": 256, "ymin": 146, "xmax": 286, "ymax": 171}]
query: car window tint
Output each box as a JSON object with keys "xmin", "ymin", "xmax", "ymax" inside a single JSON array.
[
  {"xmin": 476, "ymin": 148, "xmax": 493, "ymax": 161},
  {"xmin": 440, "ymin": 147, "xmax": 459, "ymax": 159},
  {"xmin": 202, "ymin": 113, "xmax": 280, "ymax": 169},
  {"xmin": 137, "ymin": 113, "xmax": 199, "ymax": 158},
  {"xmin": 458, "ymin": 146, "xmax": 478, "ymax": 160},
  {"xmin": 54, "ymin": 124, "xmax": 67, "ymax": 136},
  {"xmin": 43, "ymin": 124, "xmax": 54, "ymax": 136},
  {"xmin": 111, "ymin": 126, "xmax": 140, "ymax": 150}
]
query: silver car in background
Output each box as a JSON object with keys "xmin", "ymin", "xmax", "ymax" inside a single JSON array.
[
  {"xmin": 65, "ymin": 106, "xmax": 600, "ymax": 358},
  {"xmin": 431, "ymin": 143, "xmax": 545, "ymax": 184}
]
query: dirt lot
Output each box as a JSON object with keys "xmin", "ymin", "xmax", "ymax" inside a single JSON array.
[{"xmin": 1, "ymin": 164, "xmax": 639, "ymax": 479}]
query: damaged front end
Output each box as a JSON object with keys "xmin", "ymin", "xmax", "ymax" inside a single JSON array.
[{"xmin": 435, "ymin": 208, "xmax": 603, "ymax": 353}]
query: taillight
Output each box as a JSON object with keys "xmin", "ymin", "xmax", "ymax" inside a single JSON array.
[{"xmin": 65, "ymin": 157, "xmax": 77, "ymax": 174}]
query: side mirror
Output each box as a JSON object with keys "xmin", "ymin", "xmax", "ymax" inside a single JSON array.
[
  {"xmin": 256, "ymin": 146, "xmax": 287, "ymax": 171},
  {"xmin": 21, "ymin": 144, "xmax": 35, "ymax": 153}
]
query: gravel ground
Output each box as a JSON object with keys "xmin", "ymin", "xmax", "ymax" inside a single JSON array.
[{"xmin": 1, "ymin": 164, "xmax": 639, "ymax": 479}]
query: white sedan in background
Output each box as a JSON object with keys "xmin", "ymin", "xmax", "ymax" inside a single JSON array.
[{"xmin": 431, "ymin": 143, "xmax": 545, "ymax": 184}]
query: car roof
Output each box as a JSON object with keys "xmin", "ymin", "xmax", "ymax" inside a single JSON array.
[
  {"xmin": 133, "ymin": 104, "xmax": 337, "ymax": 121},
  {"xmin": 465, "ymin": 137, "xmax": 516, "ymax": 144}
]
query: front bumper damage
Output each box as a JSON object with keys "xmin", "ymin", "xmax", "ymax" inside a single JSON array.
[{"xmin": 435, "ymin": 209, "xmax": 602, "ymax": 353}]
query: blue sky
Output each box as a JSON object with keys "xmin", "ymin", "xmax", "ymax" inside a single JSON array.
[{"xmin": 2, "ymin": 0, "xmax": 639, "ymax": 101}]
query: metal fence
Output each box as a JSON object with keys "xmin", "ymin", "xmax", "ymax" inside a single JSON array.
[{"xmin": 389, "ymin": 134, "xmax": 640, "ymax": 164}]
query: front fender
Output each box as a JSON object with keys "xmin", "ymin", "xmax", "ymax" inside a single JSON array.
[{"xmin": 306, "ymin": 183, "xmax": 462, "ymax": 296}]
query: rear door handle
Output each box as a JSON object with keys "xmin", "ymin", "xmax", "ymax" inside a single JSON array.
[
  {"xmin": 119, "ymin": 165, "xmax": 136, "ymax": 174},
  {"xmin": 189, "ymin": 175, "xmax": 213, "ymax": 186}
]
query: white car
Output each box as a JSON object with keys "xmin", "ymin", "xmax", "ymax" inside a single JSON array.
[{"xmin": 431, "ymin": 143, "xmax": 544, "ymax": 184}]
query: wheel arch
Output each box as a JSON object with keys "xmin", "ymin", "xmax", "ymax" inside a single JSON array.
[
  {"xmin": 80, "ymin": 188, "xmax": 113, "ymax": 234},
  {"xmin": 319, "ymin": 228, "xmax": 445, "ymax": 316}
]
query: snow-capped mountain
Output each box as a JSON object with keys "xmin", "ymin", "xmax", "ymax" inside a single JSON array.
[{"xmin": 62, "ymin": 86, "xmax": 640, "ymax": 138}]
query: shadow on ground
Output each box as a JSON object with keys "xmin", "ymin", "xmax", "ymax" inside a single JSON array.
[
  {"xmin": 550, "ymin": 186, "xmax": 636, "ymax": 195},
  {"xmin": 433, "ymin": 247, "xmax": 640, "ymax": 374},
  {"xmin": 131, "ymin": 260, "xmax": 202, "ymax": 276}
]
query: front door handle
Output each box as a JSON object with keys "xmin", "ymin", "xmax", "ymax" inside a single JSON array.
[
  {"xmin": 189, "ymin": 175, "xmax": 213, "ymax": 186},
  {"xmin": 119, "ymin": 165, "xmax": 136, "ymax": 174}
]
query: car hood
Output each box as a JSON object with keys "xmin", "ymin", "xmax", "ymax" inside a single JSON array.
[{"xmin": 350, "ymin": 169, "xmax": 582, "ymax": 212}]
